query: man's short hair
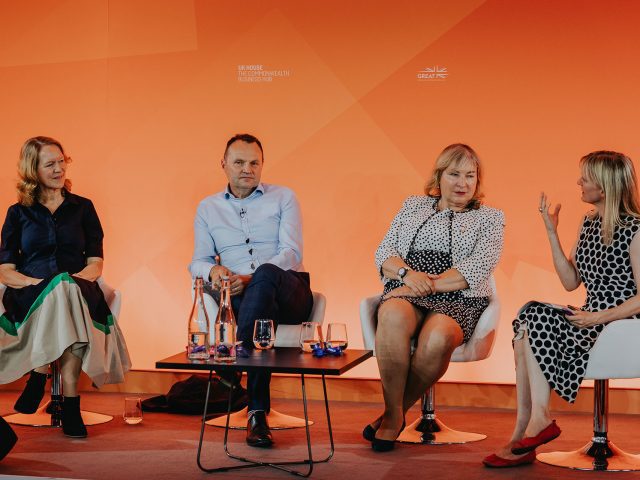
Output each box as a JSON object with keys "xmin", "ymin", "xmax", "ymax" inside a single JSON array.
[{"xmin": 224, "ymin": 133, "xmax": 263, "ymax": 159}]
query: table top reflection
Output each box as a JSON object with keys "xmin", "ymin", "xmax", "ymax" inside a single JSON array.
[{"xmin": 156, "ymin": 347, "xmax": 372, "ymax": 375}]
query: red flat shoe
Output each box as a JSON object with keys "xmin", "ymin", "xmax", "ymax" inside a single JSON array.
[
  {"xmin": 483, "ymin": 450, "xmax": 537, "ymax": 468},
  {"xmin": 511, "ymin": 420, "xmax": 561, "ymax": 455}
]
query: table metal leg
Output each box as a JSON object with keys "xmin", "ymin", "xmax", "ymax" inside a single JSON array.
[
  {"xmin": 196, "ymin": 371, "xmax": 335, "ymax": 476},
  {"xmin": 320, "ymin": 374, "xmax": 335, "ymax": 462},
  {"xmin": 197, "ymin": 370, "xmax": 220, "ymax": 472}
]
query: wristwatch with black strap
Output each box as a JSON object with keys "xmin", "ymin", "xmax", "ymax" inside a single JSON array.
[{"xmin": 397, "ymin": 267, "xmax": 410, "ymax": 283}]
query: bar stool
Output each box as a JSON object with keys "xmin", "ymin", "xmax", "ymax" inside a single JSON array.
[
  {"xmin": 204, "ymin": 290, "xmax": 327, "ymax": 429},
  {"xmin": 2, "ymin": 278, "xmax": 120, "ymax": 428},
  {"xmin": 537, "ymin": 319, "xmax": 640, "ymax": 471},
  {"xmin": 360, "ymin": 276, "xmax": 500, "ymax": 444}
]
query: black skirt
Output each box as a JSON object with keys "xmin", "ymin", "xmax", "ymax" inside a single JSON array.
[{"xmin": 380, "ymin": 249, "xmax": 489, "ymax": 343}]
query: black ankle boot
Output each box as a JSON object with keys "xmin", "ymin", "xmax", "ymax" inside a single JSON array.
[
  {"xmin": 14, "ymin": 371, "xmax": 47, "ymax": 414},
  {"xmin": 62, "ymin": 396, "xmax": 87, "ymax": 438}
]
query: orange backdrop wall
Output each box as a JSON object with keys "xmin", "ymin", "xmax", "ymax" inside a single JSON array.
[{"xmin": 2, "ymin": 0, "xmax": 639, "ymax": 388}]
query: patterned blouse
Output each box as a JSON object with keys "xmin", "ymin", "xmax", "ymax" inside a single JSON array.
[{"xmin": 375, "ymin": 195, "xmax": 505, "ymax": 298}]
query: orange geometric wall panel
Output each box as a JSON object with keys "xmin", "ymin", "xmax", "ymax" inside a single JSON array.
[{"xmin": 1, "ymin": 0, "xmax": 639, "ymax": 388}]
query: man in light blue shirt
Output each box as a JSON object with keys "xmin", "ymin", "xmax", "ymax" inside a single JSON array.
[{"xmin": 189, "ymin": 133, "xmax": 313, "ymax": 448}]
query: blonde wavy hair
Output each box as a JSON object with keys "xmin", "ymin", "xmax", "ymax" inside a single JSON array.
[
  {"xmin": 17, "ymin": 136, "xmax": 72, "ymax": 206},
  {"xmin": 424, "ymin": 143, "xmax": 484, "ymax": 209},
  {"xmin": 580, "ymin": 150, "xmax": 640, "ymax": 245}
]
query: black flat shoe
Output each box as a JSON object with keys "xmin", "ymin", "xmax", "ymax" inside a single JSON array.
[
  {"xmin": 363, "ymin": 424, "xmax": 376, "ymax": 442},
  {"xmin": 372, "ymin": 437, "xmax": 396, "ymax": 452},
  {"xmin": 371, "ymin": 420, "xmax": 405, "ymax": 452},
  {"xmin": 362, "ymin": 416, "xmax": 383, "ymax": 442},
  {"xmin": 14, "ymin": 371, "xmax": 47, "ymax": 414},
  {"xmin": 246, "ymin": 411, "xmax": 274, "ymax": 448}
]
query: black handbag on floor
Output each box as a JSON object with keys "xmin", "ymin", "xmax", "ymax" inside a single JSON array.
[{"xmin": 141, "ymin": 374, "xmax": 247, "ymax": 416}]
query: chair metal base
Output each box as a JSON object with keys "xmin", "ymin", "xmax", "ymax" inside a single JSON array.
[
  {"xmin": 206, "ymin": 406, "xmax": 314, "ymax": 430},
  {"xmin": 4, "ymin": 402, "xmax": 113, "ymax": 427},
  {"xmin": 397, "ymin": 416, "xmax": 486, "ymax": 444},
  {"xmin": 538, "ymin": 379, "xmax": 640, "ymax": 471},
  {"xmin": 537, "ymin": 441, "xmax": 640, "ymax": 471}
]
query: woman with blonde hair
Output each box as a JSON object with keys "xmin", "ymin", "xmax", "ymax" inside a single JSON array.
[
  {"xmin": 365, "ymin": 143, "xmax": 505, "ymax": 451},
  {"xmin": 0, "ymin": 136, "xmax": 130, "ymax": 438},
  {"xmin": 484, "ymin": 151, "xmax": 640, "ymax": 468}
]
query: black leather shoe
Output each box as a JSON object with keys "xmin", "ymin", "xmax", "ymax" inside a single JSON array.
[
  {"xmin": 14, "ymin": 371, "xmax": 47, "ymax": 414},
  {"xmin": 246, "ymin": 411, "xmax": 273, "ymax": 448}
]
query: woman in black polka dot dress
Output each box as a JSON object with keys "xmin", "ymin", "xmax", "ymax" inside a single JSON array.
[
  {"xmin": 366, "ymin": 144, "xmax": 505, "ymax": 452},
  {"xmin": 484, "ymin": 151, "xmax": 640, "ymax": 468}
]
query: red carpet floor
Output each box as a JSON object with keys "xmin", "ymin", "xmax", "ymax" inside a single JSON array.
[{"xmin": 1, "ymin": 391, "xmax": 640, "ymax": 479}]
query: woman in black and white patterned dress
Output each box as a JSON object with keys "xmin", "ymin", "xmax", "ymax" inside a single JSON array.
[
  {"xmin": 365, "ymin": 144, "xmax": 505, "ymax": 452},
  {"xmin": 484, "ymin": 151, "xmax": 640, "ymax": 468}
]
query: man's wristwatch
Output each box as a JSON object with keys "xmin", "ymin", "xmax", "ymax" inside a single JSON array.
[{"xmin": 397, "ymin": 267, "xmax": 410, "ymax": 283}]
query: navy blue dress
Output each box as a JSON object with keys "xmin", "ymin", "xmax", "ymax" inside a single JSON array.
[{"xmin": 0, "ymin": 191, "xmax": 109, "ymax": 330}]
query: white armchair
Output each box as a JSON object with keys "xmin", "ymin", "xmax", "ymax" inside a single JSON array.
[
  {"xmin": 537, "ymin": 319, "xmax": 640, "ymax": 471},
  {"xmin": 360, "ymin": 276, "xmax": 500, "ymax": 444}
]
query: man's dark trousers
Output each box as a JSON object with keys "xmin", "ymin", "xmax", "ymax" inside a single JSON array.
[{"xmin": 211, "ymin": 263, "xmax": 313, "ymax": 412}]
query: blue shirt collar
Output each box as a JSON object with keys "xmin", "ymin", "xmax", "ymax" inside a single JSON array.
[{"xmin": 224, "ymin": 183, "xmax": 265, "ymax": 200}]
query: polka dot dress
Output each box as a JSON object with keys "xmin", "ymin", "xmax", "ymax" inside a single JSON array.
[
  {"xmin": 381, "ymin": 208, "xmax": 490, "ymax": 343},
  {"xmin": 513, "ymin": 215, "xmax": 640, "ymax": 403}
]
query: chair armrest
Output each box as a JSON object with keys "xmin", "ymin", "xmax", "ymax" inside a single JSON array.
[
  {"xmin": 360, "ymin": 296, "xmax": 380, "ymax": 352},
  {"xmin": 585, "ymin": 319, "xmax": 640, "ymax": 379},
  {"xmin": 309, "ymin": 292, "xmax": 326, "ymax": 325},
  {"xmin": 451, "ymin": 276, "xmax": 501, "ymax": 362}
]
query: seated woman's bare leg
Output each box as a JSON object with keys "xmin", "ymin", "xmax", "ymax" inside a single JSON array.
[
  {"xmin": 489, "ymin": 333, "xmax": 551, "ymax": 460},
  {"xmin": 375, "ymin": 298, "xmax": 425, "ymax": 440},
  {"xmin": 493, "ymin": 337, "xmax": 533, "ymax": 459},
  {"xmin": 59, "ymin": 346, "xmax": 87, "ymax": 437},
  {"xmin": 521, "ymin": 331, "xmax": 552, "ymax": 436},
  {"xmin": 401, "ymin": 312, "xmax": 463, "ymax": 413},
  {"xmin": 60, "ymin": 347, "xmax": 82, "ymax": 397}
]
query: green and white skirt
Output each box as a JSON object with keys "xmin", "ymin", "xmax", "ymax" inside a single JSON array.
[{"xmin": 0, "ymin": 272, "xmax": 131, "ymax": 387}]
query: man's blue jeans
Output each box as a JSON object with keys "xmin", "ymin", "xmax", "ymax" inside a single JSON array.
[{"xmin": 210, "ymin": 264, "xmax": 313, "ymax": 412}]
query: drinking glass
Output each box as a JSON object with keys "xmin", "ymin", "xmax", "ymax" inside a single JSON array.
[
  {"xmin": 299, "ymin": 321, "xmax": 323, "ymax": 353},
  {"xmin": 253, "ymin": 319, "xmax": 275, "ymax": 350},
  {"xmin": 123, "ymin": 397, "xmax": 143, "ymax": 425},
  {"xmin": 326, "ymin": 323, "xmax": 348, "ymax": 351}
]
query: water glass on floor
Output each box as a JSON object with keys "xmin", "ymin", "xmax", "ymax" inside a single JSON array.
[{"xmin": 124, "ymin": 397, "xmax": 143, "ymax": 425}]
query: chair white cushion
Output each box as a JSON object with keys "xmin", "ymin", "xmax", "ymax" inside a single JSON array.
[
  {"xmin": 201, "ymin": 290, "xmax": 326, "ymax": 348},
  {"xmin": 360, "ymin": 276, "xmax": 500, "ymax": 363},
  {"xmin": 585, "ymin": 319, "xmax": 640, "ymax": 380}
]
